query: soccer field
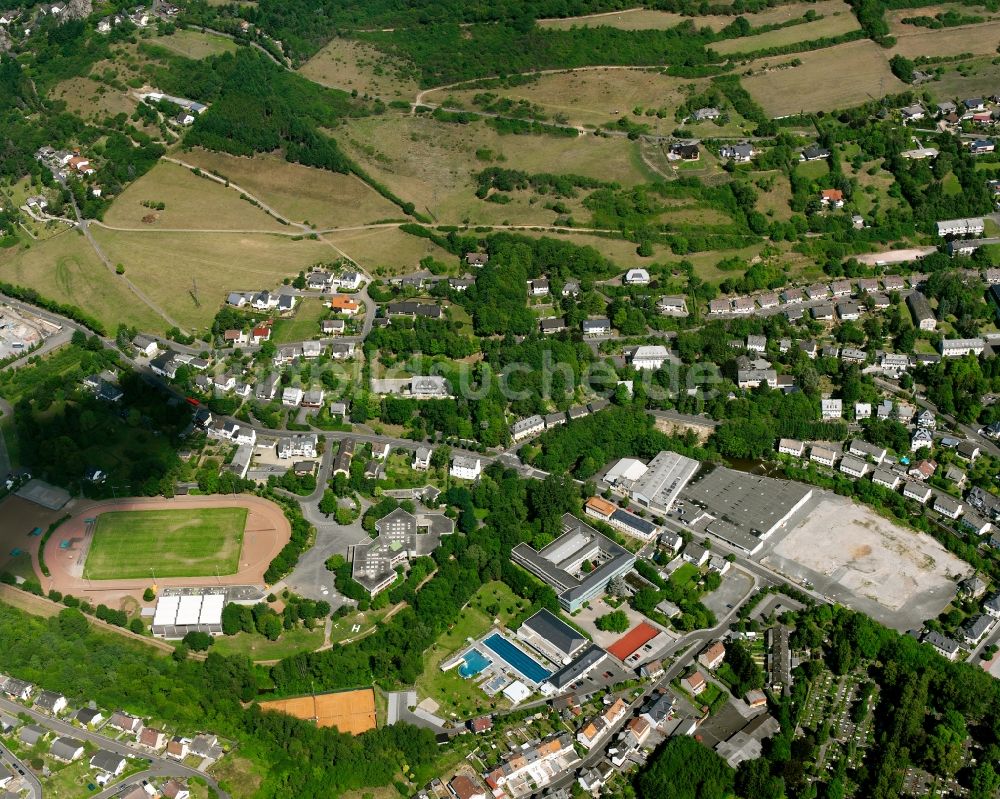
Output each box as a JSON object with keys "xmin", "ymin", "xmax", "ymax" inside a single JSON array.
[{"xmin": 83, "ymin": 507, "xmax": 248, "ymax": 580}]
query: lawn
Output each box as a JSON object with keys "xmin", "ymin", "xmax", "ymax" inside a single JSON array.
[
  {"xmin": 270, "ymin": 298, "xmax": 329, "ymax": 344},
  {"xmin": 670, "ymin": 562, "xmax": 701, "ymax": 589},
  {"xmin": 83, "ymin": 507, "xmax": 247, "ymax": 579},
  {"xmin": 148, "ymin": 29, "xmax": 238, "ymax": 59},
  {"xmin": 212, "ymin": 625, "xmax": 325, "ymax": 661},
  {"xmin": 413, "ymin": 581, "xmax": 526, "ymax": 720},
  {"xmin": 796, "ymin": 160, "xmax": 830, "ymax": 180},
  {"xmin": 103, "ymin": 161, "xmax": 288, "ymax": 232}
]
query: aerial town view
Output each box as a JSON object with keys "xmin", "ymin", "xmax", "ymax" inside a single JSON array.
[{"xmin": 6, "ymin": 0, "xmax": 1000, "ymax": 798}]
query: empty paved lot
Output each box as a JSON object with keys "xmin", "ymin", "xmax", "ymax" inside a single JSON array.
[{"xmin": 760, "ymin": 494, "xmax": 968, "ymax": 630}]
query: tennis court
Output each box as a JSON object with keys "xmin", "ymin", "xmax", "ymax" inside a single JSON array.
[{"xmin": 258, "ymin": 688, "xmax": 377, "ymax": 735}]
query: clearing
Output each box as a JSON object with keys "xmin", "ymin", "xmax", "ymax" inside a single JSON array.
[
  {"xmin": 90, "ymin": 227, "xmax": 335, "ymax": 332},
  {"xmin": 178, "ymin": 148, "xmax": 403, "ymax": 229},
  {"xmin": 422, "ymin": 69, "xmax": 701, "ymax": 135},
  {"xmin": 298, "ymin": 39, "xmax": 419, "ymax": 99},
  {"xmin": 741, "ymin": 40, "xmax": 906, "ymax": 116},
  {"xmin": 103, "ymin": 161, "xmax": 288, "ymax": 232},
  {"xmin": 763, "ymin": 494, "xmax": 968, "ymax": 630},
  {"xmin": 148, "ymin": 29, "xmax": 238, "ymax": 59},
  {"xmin": 83, "ymin": 507, "xmax": 247, "ymax": 580},
  {"xmin": 339, "ymin": 114, "xmax": 651, "ymax": 226},
  {"xmin": 712, "ymin": 13, "xmax": 860, "ymax": 55},
  {"xmin": 0, "ymin": 230, "xmax": 164, "ymax": 333},
  {"xmin": 212, "ymin": 626, "xmax": 325, "ymax": 661},
  {"xmin": 50, "ymin": 76, "xmax": 137, "ymax": 122}
]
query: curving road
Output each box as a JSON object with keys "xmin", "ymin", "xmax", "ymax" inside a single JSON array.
[{"xmin": 0, "ymin": 696, "xmax": 229, "ymax": 799}]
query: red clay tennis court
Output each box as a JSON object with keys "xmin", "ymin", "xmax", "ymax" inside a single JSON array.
[{"xmin": 608, "ymin": 622, "xmax": 659, "ymax": 661}]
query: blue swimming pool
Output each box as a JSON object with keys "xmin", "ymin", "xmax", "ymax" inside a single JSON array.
[
  {"xmin": 483, "ymin": 634, "xmax": 552, "ymax": 684},
  {"xmin": 459, "ymin": 649, "xmax": 491, "ymax": 678}
]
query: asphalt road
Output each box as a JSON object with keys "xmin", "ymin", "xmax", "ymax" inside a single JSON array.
[
  {"xmin": 0, "ymin": 739, "xmax": 40, "ymax": 799},
  {"xmin": 0, "ymin": 697, "xmax": 229, "ymax": 799}
]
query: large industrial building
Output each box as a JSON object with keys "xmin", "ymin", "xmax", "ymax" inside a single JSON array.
[
  {"xmin": 680, "ymin": 467, "xmax": 814, "ymax": 554},
  {"xmin": 511, "ymin": 514, "xmax": 636, "ymax": 612},
  {"xmin": 604, "ymin": 451, "xmax": 700, "ymax": 515}
]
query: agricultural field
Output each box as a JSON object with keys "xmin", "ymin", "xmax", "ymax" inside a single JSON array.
[
  {"xmin": 741, "ymin": 39, "xmax": 907, "ymax": 116},
  {"xmin": 339, "ymin": 114, "xmax": 651, "ymax": 226},
  {"xmin": 888, "ymin": 19, "xmax": 1000, "ymax": 57},
  {"xmin": 711, "ymin": 12, "xmax": 860, "ymax": 55},
  {"xmin": 326, "ymin": 226, "xmax": 457, "ymax": 277},
  {"xmin": 83, "ymin": 507, "xmax": 247, "ymax": 579},
  {"xmin": 103, "ymin": 161, "xmax": 288, "ymax": 232},
  {"xmin": 298, "ymin": 39, "xmax": 419, "ymax": 99},
  {"xmin": 538, "ymin": 0, "xmax": 855, "ymax": 32},
  {"xmin": 90, "ymin": 227, "xmax": 334, "ymax": 331},
  {"xmin": 148, "ymin": 28, "xmax": 238, "ymax": 59},
  {"xmin": 0, "ymin": 231, "xmax": 164, "ymax": 333},
  {"xmin": 178, "ymin": 148, "xmax": 404, "ymax": 229}
]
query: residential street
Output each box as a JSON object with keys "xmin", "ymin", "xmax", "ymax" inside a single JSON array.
[{"xmin": 0, "ymin": 697, "xmax": 229, "ymax": 799}]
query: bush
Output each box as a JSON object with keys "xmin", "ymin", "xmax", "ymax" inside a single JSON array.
[{"xmin": 143, "ymin": 587, "xmax": 155, "ymax": 602}]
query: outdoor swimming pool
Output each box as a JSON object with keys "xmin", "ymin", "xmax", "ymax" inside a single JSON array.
[
  {"xmin": 459, "ymin": 649, "xmax": 492, "ymax": 678},
  {"xmin": 483, "ymin": 633, "xmax": 552, "ymax": 684}
]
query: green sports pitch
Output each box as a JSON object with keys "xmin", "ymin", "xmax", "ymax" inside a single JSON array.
[{"xmin": 83, "ymin": 507, "xmax": 248, "ymax": 580}]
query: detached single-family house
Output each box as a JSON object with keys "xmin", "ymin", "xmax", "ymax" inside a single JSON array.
[
  {"xmin": 34, "ymin": 690, "xmax": 67, "ymax": 715},
  {"xmin": 624, "ymin": 268, "xmax": 650, "ymax": 286},
  {"xmin": 778, "ymin": 438, "xmax": 804, "ymax": 457},
  {"xmin": 821, "ymin": 398, "xmax": 842, "ymax": 419},
  {"xmin": 820, "ymin": 189, "xmax": 844, "ymax": 208},
  {"xmin": 719, "ymin": 143, "xmax": 755, "ymax": 163}
]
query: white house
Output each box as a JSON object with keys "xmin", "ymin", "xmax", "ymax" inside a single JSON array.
[
  {"xmin": 282, "ymin": 387, "xmax": 304, "ymax": 407},
  {"xmin": 624, "ymin": 268, "xmax": 650, "ymax": 286},
  {"xmin": 450, "ymin": 456, "xmax": 482, "ymax": 481},
  {"xmin": 630, "ymin": 345, "xmax": 670, "ymax": 371},
  {"xmin": 821, "ymin": 399, "xmax": 843, "ymax": 419}
]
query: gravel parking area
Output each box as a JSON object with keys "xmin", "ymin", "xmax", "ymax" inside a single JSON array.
[{"xmin": 762, "ymin": 495, "xmax": 968, "ymax": 630}]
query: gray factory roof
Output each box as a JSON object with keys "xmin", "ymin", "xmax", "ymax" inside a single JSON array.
[{"xmin": 681, "ymin": 467, "xmax": 813, "ymax": 544}]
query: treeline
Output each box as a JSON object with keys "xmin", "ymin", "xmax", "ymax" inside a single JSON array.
[
  {"xmin": 360, "ymin": 21, "xmax": 719, "ymax": 87},
  {"xmin": 262, "ymin": 492, "xmax": 313, "ymax": 583},
  {"xmin": 474, "ymin": 167, "xmax": 614, "ymax": 199},
  {"xmin": 185, "ymin": 0, "xmax": 638, "ymax": 62},
  {"xmin": 0, "ymin": 603, "xmax": 441, "ymax": 797},
  {"xmin": 0, "ymin": 283, "xmax": 104, "ymax": 334}
]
